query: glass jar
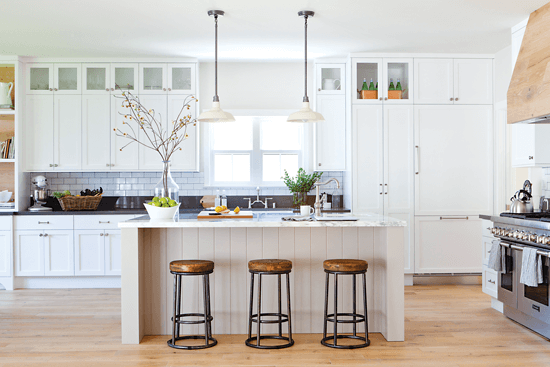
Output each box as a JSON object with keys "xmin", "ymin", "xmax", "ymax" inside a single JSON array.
[{"xmin": 154, "ymin": 161, "xmax": 179, "ymax": 202}]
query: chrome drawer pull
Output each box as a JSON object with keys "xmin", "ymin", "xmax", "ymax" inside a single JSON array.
[
  {"xmin": 488, "ymin": 280, "xmax": 495, "ymax": 284},
  {"xmin": 99, "ymin": 221, "xmax": 110, "ymax": 224},
  {"xmin": 38, "ymin": 221, "xmax": 50, "ymax": 224},
  {"xmin": 440, "ymin": 216, "xmax": 468, "ymax": 220}
]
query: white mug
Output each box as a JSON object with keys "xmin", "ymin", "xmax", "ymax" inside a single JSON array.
[{"xmin": 300, "ymin": 205, "xmax": 314, "ymax": 216}]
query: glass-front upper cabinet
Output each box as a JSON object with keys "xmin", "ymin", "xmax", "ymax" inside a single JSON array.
[
  {"xmin": 111, "ymin": 63, "xmax": 139, "ymax": 95},
  {"xmin": 352, "ymin": 58, "xmax": 413, "ymax": 104},
  {"xmin": 315, "ymin": 64, "xmax": 345, "ymax": 95},
  {"xmin": 168, "ymin": 64, "xmax": 195, "ymax": 94},
  {"xmin": 27, "ymin": 63, "xmax": 54, "ymax": 94},
  {"xmin": 139, "ymin": 64, "xmax": 167, "ymax": 94},
  {"xmin": 54, "ymin": 64, "xmax": 81, "ymax": 94},
  {"xmin": 82, "ymin": 63, "xmax": 110, "ymax": 94}
]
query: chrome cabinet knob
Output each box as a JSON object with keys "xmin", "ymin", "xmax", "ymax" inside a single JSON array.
[
  {"xmin": 100, "ymin": 233, "xmax": 104, "ymax": 236},
  {"xmin": 49, "ymin": 164, "xmax": 54, "ymax": 167},
  {"xmin": 450, "ymin": 98, "xmax": 453, "ymax": 101},
  {"xmin": 44, "ymin": 233, "xmax": 48, "ymax": 237},
  {"xmin": 49, "ymin": 88, "xmax": 53, "ymax": 91},
  {"xmin": 529, "ymin": 156, "xmax": 534, "ymax": 160},
  {"xmin": 168, "ymin": 88, "xmax": 171, "ymax": 91},
  {"xmin": 111, "ymin": 88, "xmax": 115, "ymax": 91},
  {"xmin": 455, "ymin": 97, "xmax": 459, "ymax": 101},
  {"xmin": 106, "ymin": 88, "xmax": 110, "ymax": 91},
  {"xmin": 54, "ymin": 88, "xmax": 58, "ymax": 91},
  {"xmin": 379, "ymin": 97, "xmax": 383, "ymax": 101},
  {"xmin": 318, "ymin": 88, "xmax": 321, "ymax": 91},
  {"xmin": 106, "ymin": 163, "xmax": 110, "ymax": 167},
  {"xmin": 163, "ymin": 88, "xmax": 166, "ymax": 91},
  {"xmin": 384, "ymin": 97, "xmax": 388, "ymax": 101},
  {"xmin": 39, "ymin": 233, "xmax": 43, "ymax": 237},
  {"xmin": 105, "ymin": 233, "xmax": 109, "ymax": 237}
]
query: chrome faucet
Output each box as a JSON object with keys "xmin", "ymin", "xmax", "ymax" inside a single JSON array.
[
  {"xmin": 314, "ymin": 178, "xmax": 340, "ymax": 216},
  {"xmin": 244, "ymin": 187, "xmax": 273, "ymax": 209}
]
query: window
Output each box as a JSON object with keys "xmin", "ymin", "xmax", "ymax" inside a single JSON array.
[{"xmin": 206, "ymin": 113, "xmax": 307, "ymax": 187}]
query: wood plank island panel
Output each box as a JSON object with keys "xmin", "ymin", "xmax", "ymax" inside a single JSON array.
[{"xmin": 0, "ymin": 162, "xmax": 15, "ymax": 194}]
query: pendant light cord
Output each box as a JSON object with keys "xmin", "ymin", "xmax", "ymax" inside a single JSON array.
[
  {"xmin": 213, "ymin": 14, "xmax": 219, "ymax": 102},
  {"xmin": 303, "ymin": 14, "xmax": 309, "ymax": 103}
]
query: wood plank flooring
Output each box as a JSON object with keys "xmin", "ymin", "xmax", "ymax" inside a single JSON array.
[{"xmin": 1, "ymin": 285, "xmax": 550, "ymax": 366}]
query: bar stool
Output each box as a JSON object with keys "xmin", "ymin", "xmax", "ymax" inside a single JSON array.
[
  {"xmin": 321, "ymin": 259, "xmax": 370, "ymax": 349},
  {"xmin": 167, "ymin": 260, "xmax": 217, "ymax": 350},
  {"xmin": 246, "ymin": 259, "xmax": 294, "ymax": 349}
]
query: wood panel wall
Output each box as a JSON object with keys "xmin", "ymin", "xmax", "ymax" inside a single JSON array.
[
  {"xmin": 0, "ymin": 65, "xmax": 15, "ymax": 107},
  {"xmin": 0, "ymin": 162, "xmax": 15, "ymax": 194}
]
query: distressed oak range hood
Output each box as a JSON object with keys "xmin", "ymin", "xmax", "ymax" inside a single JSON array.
[{"xmin": 508, "ymin": 2, "xmax": 550, "ymax": 124}]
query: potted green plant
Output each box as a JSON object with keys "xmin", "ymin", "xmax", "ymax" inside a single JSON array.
[{"xmin": 282, "ymin": 168, "xmax": 323, "ymax": 207}]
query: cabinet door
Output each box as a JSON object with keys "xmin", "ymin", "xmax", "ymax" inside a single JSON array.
[
  {"xmin": 139, "ymin": 64, "xmax": 167, "ymax": 94},
  {"xmin": 453, "ymin": 59, "xmax": 492, "ymax": 105},
  {"xmin": 26, "ymin": 95, "xmax": 54, "ymax": 171},
  {"xmin": 511, "ymin": 123, "xmax": 535, "ymax": 167},
  {"xmin": 138, "ymin": 95, "xmax": 167, "ymax": 170},
  {"xmin": 82, "ymin": 63, "xmax": 111, "ymax": 95},
  {"xmin": 414, "ymin": 105, "xmax": 493, "ymax": 215},
  {"xmin": 111, "ymin": 63, "xmax": 139, "ymax": 94},
  {"xmin": 316, "ymin": 64, "xmax": 345, "ymax": 95},
  {"xmin": 54, "ymin": 95, "xmax": 81, "ymax": 170},
  {"xmin": 387, "ymin": 212, "xmax": 415, "ymax": 274},
  {"xmin": 482, "ymin": 266, "xmax": 498, "ymax": 298},
  {"xmin": 382, "ymin": 58, "xmax": 413, "ymax": 103},
  {"xmin": 111, "ymin": 95, "xmax": 138, "ymax": 170},
  {"xmin": 168, "ymin": 95, "xmax": 198, "ymax": 171},
  {"xmin": 168, "ymin": 64, "xmax": 195, "ymax": 94},
  {"xmin": 105, "ymin": 230, "xmax": 121, "ymax": 276},
  {"xmin": 82, "ymin": 94, "xmax": 111, "ymax": 170},
  {"xmin": 44, "ymin": 230, "xmax": 74, "ymax": 276},
  {"xmin": 315, "ymin": 94, "xmax": 345, "ymax": 171},
  {"xmin": 352, "ymin": 105, "xmax": 384, "ymax": 213},
  {"xmin": 74, "ymin": 230, "xmax": 105, "ymax": 276},
  {"xmin": 54, "ymin": 64, "xmax": 81, "ymax": 94},
  {"xmin": 0, "ymin": 231, "xmax": 11, "ymax": 277},
  {"xmin": 15, "ymin": 231, "xmax": 44, "ymax": 276},
  {"xmin": 415, "ymin": 216, "xmax": 482, "ymax": 273},
  {"xmin": 413, "ymin": 59, "xmax": 454, "ymax": 104},
  {"xmin": 352, "ymin": 58, "xmax": 383, "ymax": 104},
  {"xmin": 26, "ymin": 63, "xmax": 54, "ymax": 95}
]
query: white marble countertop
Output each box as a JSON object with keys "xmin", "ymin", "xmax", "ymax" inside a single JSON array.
[{"xmin": 118, "ymin": 212, "xmax": 407, "ymax": 228}]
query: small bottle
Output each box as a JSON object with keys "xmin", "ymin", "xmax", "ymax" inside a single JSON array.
[
  {"xmin": 361, "ymin": 78, "xmax": 368, "ymax": 91},
  {"xmin": 221, "ymin": 190, "xmax": 227, "ymax": 207},
  {"xmin": 396, "ymin": 78, "xmax": 402, "ymax": 91},
  {"xmin": 368, "ymin": 78, "xmax": 375, "ymax": 91},
  {"xmin": 388, "ymin": 78, "xmax": 395, "ymax": 91},
  {"xmin": 215, "ymin": 190, "xmax": 221, "ymax": 207},
  {"xmin": 375, "ymin": 82, "xmax": 378, "ymax": 91}
]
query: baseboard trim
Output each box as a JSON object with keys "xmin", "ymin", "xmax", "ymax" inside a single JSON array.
[
  {"xmin": 14, "ymin": 276, "xmax": 121, "ymax": 289},
  {"xmin": 413, "ymin": 274, "xmax": 481, "ymax": 285}
]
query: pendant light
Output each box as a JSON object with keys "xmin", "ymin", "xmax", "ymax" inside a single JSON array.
[
  {"xmin": 287, "ymin": 11, "xmax": 325, "ymax": 123},
  {"xmin": 198, "ymin": 10, "xmax": 235, "ymax": 123}
]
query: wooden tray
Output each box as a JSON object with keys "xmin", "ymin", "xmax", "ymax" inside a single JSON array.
[{"xmin": 197, "ymin": 210, "xmax": 254, "ymax": 219}]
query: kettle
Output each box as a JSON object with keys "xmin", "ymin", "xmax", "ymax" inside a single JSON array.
[
  {"xmin": 0, "ymin": 82, "xmax": 13, "ymax": 106},
  {"xmin": 510, "ymin": 180, "xmax": 534, "ymax": 213}
]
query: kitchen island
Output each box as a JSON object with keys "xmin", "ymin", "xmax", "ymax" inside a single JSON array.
[{"xmin": 119, "ymin": 213, "xmax": 405, "ymax": 344}]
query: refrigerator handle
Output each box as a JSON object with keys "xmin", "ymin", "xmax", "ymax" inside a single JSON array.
[{"xmin": 415, "ymin": 145, "xmax": 419, "ymax": 175}]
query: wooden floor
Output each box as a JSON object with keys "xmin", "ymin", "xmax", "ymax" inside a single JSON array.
[{"xmin": 1, "ymin": 285, "xmax": 550, "ymax": 366}]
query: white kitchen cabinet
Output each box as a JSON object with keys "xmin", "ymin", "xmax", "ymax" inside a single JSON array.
[
  {"xmin": 111, "ymin": 63, "xmax": 139, "ymax": 94},
  {"xmin": 168, "ymin": 95, "xmax": 198, "ymax": 171},
  {"xmin": 15, "ymin": 231, "xmax": 44, "ymax": 276},
  {"xmin": 414, "ymin": 58, "xmax": 492, "ymax": 105},
  {"xmin": 82, "ymin": 63, "xmax": 111, "ymax": 94},
  {"xmin": 415, "ymin": 216, "xmax": 482, "ymax": 273},
  {"xmin": 316, "ymin": 64, "xmax": 345, "ymax": 95},
  {"xmin": 27, "ymin": 63, "xmax": 54, "ymax": 95},
  {"xmin": 44, "ymin": 230, "xmax": 74, "ymax": 276},
  {"xmin": 482, "ymin": 267, "xmax": 498, "ymax": 298},
  {"xmin": 105, "ymin": 230, "xmax": 121, "ymax": 275},
  {"xmin": 54, "ymin": 64, "xmax": 81, "ymax": 94},
  {"xmin": 315, "ymin": 94, "xmax": 346, "ymax": 170},
  {"xmin": 414, "ymin": 105, "xmax": 493, "ymax": 216},
  {"xmin": 167, "ymin": 64, "xmax": 196, "ymax": 94},
  {"xmin": 511, "ymin": 123, "xmax": 550, "ymax": 167},
  {"xmin": 139, "ymin": 63, "xmax": 196, "ymax": 95},
  {"xmin": 74, "ymin": 230, "xmax": 106, "ymax": 276},
  {"xmin": 111, "ymin": 94, "xmax": 138, "ymax": 170},
  {"xmin": 82, "ymin": 94, "xmax": 111, "ymax": 170},
  {"xmin": 0, "ymin": 231, "xmax": 12, "ymax": 277},
  {"xmin": 139, "ymin": 64, "xmax": 167, "ymax": 94},
  {"xmin": 54, "ymin": 95, "xmax": 82, "ymax": 170},
  {"xmin": 26, "ymin": 63, "xmax": 81, "ymax": 95},
  {"xmin": 26, "ymin": 95, "xmax": 54, "ymax": 171}
]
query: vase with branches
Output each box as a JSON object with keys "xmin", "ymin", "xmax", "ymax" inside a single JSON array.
[
  {"xmin": 113, "ymin": 86, "xmax": 197, "ymax": 202},
  {"xmin": 282, "ymin": 168, "xmax": 323, "ymax": 207}
]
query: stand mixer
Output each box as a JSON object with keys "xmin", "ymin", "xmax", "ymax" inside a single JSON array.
[{"xmin": 29, "ymin": 175, "xmax": 52, "ymax": 212}]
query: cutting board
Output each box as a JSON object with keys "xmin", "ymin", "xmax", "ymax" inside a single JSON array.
[{"xmin": 197, "ymin": 210, "xmax": 254, "ymax": 219}]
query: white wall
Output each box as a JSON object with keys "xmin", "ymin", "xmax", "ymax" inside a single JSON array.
[
  {"xmin": 199, "ymin": 62, "xmax": 313, "ymax": 110},
  {"xmin": 494, "ymin": 45, "xmax": 511, "ymax": 104}
]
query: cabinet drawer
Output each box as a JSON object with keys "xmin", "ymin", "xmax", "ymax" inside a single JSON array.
[
  {"xmin": 482, "ymin": 267, "xmax": 497, "ymax": 298},
  {"xmin": 74, "ymin": 215, "xmax": 135, "ymax": 230},
  {"xmin": 15, "ymin": 215, "xmax": 73, "ymax": 230},
  {"xmin": 0, "ymin": 216, "xmax": 12, "ymax": 230}
]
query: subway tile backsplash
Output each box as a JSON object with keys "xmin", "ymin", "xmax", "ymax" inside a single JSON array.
[{"xmin": 32, "ymin": 171, "xmax": 345, "ymax": 198}]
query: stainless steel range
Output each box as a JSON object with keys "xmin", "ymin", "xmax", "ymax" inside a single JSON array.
[{"xmin": 485, "ymin": 212, "xmax": 550, "ymax": 339}]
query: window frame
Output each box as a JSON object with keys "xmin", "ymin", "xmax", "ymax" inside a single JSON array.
[{"xmin": 203, "ymin": 109, "xmax": 312, "ymax": 188}]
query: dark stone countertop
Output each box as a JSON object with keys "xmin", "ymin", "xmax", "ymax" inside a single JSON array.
[{"xmin": 10, "ymin": 208, "xmax": 351, "ymax": 216}]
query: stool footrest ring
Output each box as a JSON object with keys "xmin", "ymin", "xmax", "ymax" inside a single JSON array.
[
  {"xmin": 245, "ymin": 335, "xmax": 294, "ymax": 349},
  {"xmin": 171, "ymin": 312, "xmax": 214, "ymax": 325},
  {"xmin": 321, "ymin": 335, "xmax": 370, "ymax": 349},
  {"xmin": 250, "ymin": 312, "xmax": 289, "ymax": 324},
  {"xmin": 167, "ymin": 335, "xmax": 218, "ymax": 350},
  {"xmin": 325, "ymin": 312, "xmax": 365, "ymax": 324}
]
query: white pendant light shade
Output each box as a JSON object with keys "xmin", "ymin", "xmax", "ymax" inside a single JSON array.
[
  {"xmin": 197, "ymin": 10, "xmax": 234, "ymax": 123},
  {"xmin": 287, "ymin": 102, "xmax": 325, "ymax": 123},
  {"xmin": 198, "ymin": 101, "xmax": 235, "ymax": 123},
  {"xmin": 288, "ymin": 11, "xmax": 324, "ymax": 123}
]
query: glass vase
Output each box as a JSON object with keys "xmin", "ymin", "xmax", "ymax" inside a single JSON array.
[
  {"xmin": 154, "ymin": 161, "xmax": 179, "ymax": 202},
  {"xmin": 293, "ymin": 192, "xmax": 308, "ymax": 208}
]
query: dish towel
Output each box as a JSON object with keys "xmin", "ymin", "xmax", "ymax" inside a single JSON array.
[
  {"xmin": 520, "ymin": 247, "xmax": 543, "ymax": 287},
  {"xmin": 282, "ymin": 216, "xmax": 314, "ymax": 222},
  {"xmin": 488, "ymin": 240, "xmax": 505, "ymax": 272}
]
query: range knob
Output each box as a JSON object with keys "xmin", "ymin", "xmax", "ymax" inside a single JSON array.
[
  {"xmin": 543, "ymin": 236, "xmax": 550, "ymax": 245},
  {"xmin": 522, "ymin": 232, "xmax": 531, "ymax": 241},
  {"xmin": 537, "ymin": 235, "xmax": 546, "ymax": 244},
  {"xmin": 529, "ymin": 232, "xmax": 538, "ymax": 242},
  {"xmin": 491, "ymin": 227, "xmax": 497, "ymax": 235},
  {"xmin": 513, "ymin": 230, "xmax": 522, "ymax": 239}
]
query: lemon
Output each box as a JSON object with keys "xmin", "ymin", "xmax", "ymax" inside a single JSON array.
[
  {"xmin": 215, "ymin": 206, "xmax": 223, "ymax": 213},
  {"xmin": 234, "ymin": 206, "xmax": 240, "ymax": 214}
]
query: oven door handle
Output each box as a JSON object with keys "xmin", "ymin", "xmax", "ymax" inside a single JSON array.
[{"xmin": 500, "ymin": 241, "xmax": 550, "ymax": 258}]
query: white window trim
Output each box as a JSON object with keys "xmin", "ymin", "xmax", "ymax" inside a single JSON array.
[{"xmin": 203, "ymin": 109, "xmax": 313, "ymax": 188}]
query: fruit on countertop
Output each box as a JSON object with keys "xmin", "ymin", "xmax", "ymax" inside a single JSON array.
[
  {"xmin": 53, "ymin": 190, "xmax": 72, "ymax": 199},
  {"xmin": 234, "ymin": 206, "xmax": 240, "ymax": 214},
  {"xmin": 215, "ymin": 205, "xmax": 230, "ymax": 214},
  {"xmin": 146, "ymin": 196, "xmax": 179, "ymax": 208},
  {"xmin": 80, "ymin": 187, "xmax": 103, "ymax": 196}
]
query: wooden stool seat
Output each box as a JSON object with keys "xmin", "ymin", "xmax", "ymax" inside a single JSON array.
[
  {"xmin": 248, "ymin": 259, "xmax": 292, "ymax": 273},
  {"xmin": 323, "ymin": 259, "xmax": 368, "ymax": 273},
  {"xmin": 170, "ymin": 260, "xmax": 214, "ymax": 274}
]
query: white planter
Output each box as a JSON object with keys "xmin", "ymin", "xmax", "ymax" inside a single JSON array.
[{"xmin": 143, "ymin": 203, "xmax": 180, "ymax": 219}]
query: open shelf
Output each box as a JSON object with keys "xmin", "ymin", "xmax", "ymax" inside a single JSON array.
[
  {"xmin": 0, "ymin": 159, "xmax": 15, "ymax": 163},
  {"xmin": 0, "ymin": 110, "xmax": 15, "ymax": 115}
]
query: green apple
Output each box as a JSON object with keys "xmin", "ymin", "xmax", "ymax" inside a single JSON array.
[
  {"xmin": 152, "ymin": 197, "xmax": 160, "ymax": 203},
  {"xmin": 159, "ymin": 197, "xmax": 168, "ymax": 205},
  {"xmin": 153, "ymin": 201, "xmax": 161, "ymax": 207},
  {"xmin": 168, "ymin": 200, "xmax": 177, "ymax": 207}
]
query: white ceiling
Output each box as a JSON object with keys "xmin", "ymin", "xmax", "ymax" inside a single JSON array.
[{"xmin": 2, "ymin": 0, "xmax": 547, "ymax": 60}]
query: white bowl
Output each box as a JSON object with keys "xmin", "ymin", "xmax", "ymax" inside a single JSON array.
[
  {"xmin": 144, "ymin": 203, "xmax": 180, "ymax": 219},
  {"xmin": 0, "ymin": 191, "xmax": 12, "ymax": 203}
]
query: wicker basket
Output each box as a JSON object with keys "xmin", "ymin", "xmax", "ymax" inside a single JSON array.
[{"xmin": 58, "ymin": 195, "xmax": 102, "ymax": 211}]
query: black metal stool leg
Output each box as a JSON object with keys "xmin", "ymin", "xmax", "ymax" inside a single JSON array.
[
  {"xmin": 323, "ymin": 272, "xmax": 329, "ymax": 341},
  {"xmin": 286, "ymin": 273, "xmax": 293, "ymax": 345},
  {"xmin": 171, "ymin": 273, "xmax": 178, "ymax": 345},
  {"xmin": 206, "ymin": 274, "xmax": 213, "ymax": 339},
  {"xmin": 333, "ymin": 273, "xmax": 338, "ymax": 347},
  {"xmin": 278, "ymin": 274, "xmax": 282, "ymax": 337},
  {"xmin": 256, "ymin": 274, "xmax": 262, "ymax": 347},
  {"xmin": 248, "ymin": 273, "xmax": 254, "ymax": 341},
  {"xmin": 176, "ymin": 274, "xmax": 181, "ymax": 338},
  {"xmin": 203, "ymin": 274, "xmax": 209, "ymax": 346},
  {"xmin": 353, "ymin": 274, "xmax": 357, "ymax": 337},
  {"xmin": 363, "ymin": 272, "xmax": 370, "ymax": 345}
]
